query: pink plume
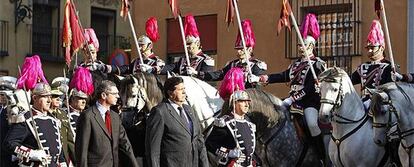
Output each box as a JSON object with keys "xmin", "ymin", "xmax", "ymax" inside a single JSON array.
[
  {"xmin": 235, "ymin": 19, "xmax": 256, "ymax": 48},
  {"xmin": 17, "ymin": 55, "xmax": 48, "ymax": 90},
  {"xmin": 146, "ymin": 17, "xmax": 160, "ymax": 43},
  {"xmin": 70, "ymin": 67, "xmax": 94, "ymax": 95},
  {"xmin": 300, "ymin": 13, "xmax": 320, "ymax": 39},
  {"xmin": 366, "ymin": 20, "xmax": 385, "ymax": 47},
  {"xmin": 84, "ymin": 28, "xmax": 99, "ymax": 51},
  {"xmin": 184, "ymin": 14, "xmax": 200, "ymax": 38},
  {"xmin": 219, "ymin": 67, "xmax": 245, "ymax": 100}
]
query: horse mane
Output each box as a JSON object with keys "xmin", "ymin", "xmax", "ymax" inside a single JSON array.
[{"xmin": 134, "ymin": 72, "xmax": 165, "ymax": 109}]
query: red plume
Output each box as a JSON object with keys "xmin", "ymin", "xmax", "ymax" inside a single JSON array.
[
  {"xmin": 17, "ymin": 55, "xmax": 48, "ymax": 90},
  {"xmin": 300, "ymin": 13, "xmax": 320, "ymax": 40},
  {"xmin": 70, "ymin": 67, "xmax": 94, "ymax": 95},
  {"xmin": 219, "ymin": 67, "xmax": 245, "ymax": 100},
  {"xmin": 184, "ymin": 14, "xmax": 200, "ymax": 38},
  {"xmin": 277, "ymin": 0, "xmax": 292, "ymax": 35},
  {"xmin": 146, "ymin": 17, "xmax": 160, "ymax": 43},
  {"xmin": 235, "ymin": 19, "xmax": 256, "ymax": 48}
]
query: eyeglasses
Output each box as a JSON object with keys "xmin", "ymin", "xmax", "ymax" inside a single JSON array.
[{"xmin": 106, "ymin": 92, "xmax": 119, "ymax": 96}]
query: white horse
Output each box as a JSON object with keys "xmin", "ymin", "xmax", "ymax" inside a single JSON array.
[
  {"xmin": 371, "ymin": 82, "xmax": 414, "ymax": 167},
  {"xmin": 319, "ymin": 67, "xmax": 389, "ymax": 167}
]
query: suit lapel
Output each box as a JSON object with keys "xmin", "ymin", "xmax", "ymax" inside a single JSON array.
[
  {"xmin": 92, "ymin": 106, "xmax": 112, "ymax": 139},
  {"xmin": 166, "ymin": 103, "xmax": 191, "ymax": 135}
]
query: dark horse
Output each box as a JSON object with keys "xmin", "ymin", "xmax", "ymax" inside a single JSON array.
[{"xmin": 209, "ymin": 88, "xmax": 321, "ymax": 167}]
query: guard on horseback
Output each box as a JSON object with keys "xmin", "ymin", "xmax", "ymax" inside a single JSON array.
[
  {"xmin": 259, "ymin": 13, "xmax": 327, "ymax": 166},
  {"xmin": 196, "ymin": 19, "xmax": 267, "ymax": 88},
  {"xmin": 351, "ymin": 20, "xmax": 413, "ymax": 114},
  {"xmin": 104, "ymin": 17, "xmax": 165, "ymax": 75},
  {"xmin": 161, "ymin": 14, "xmax": 215, "ymax": 76},
  {"xmin": 205, "ymin": 90, "xmax": 257, "ymax": 167}
]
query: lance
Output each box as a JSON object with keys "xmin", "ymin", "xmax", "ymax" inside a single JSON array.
[
  {"xmin": 177, "ymin": 15, "xmax": 191, "ymax": 67},
  {"xmin": 63, "ymin": 68, "xmax": 76, "ymax": 139},
  {"xmin": 17, "ymin": 66, "xmax": 48, "ymax": 166},
  {"xmin": 378, "ymin": 0, "xmax": 396, "ymax": 72},
  {"xmin": 232, "ymin": 0, "xmax": 252, "ymax": 75},
  {"xmin": 289, "ymin": 12, "xmax": 319, "ymax": 84},
  {"xmin": 126, "ymin": 11, "xmax": 145, "ymax": 65}
]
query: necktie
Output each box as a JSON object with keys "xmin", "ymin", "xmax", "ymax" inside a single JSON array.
[
  {"xmin": 178, "ymin": 107, "xmax": 192, "ymax": 132},
  {"xmin": 105, "ymin": 111, "xmax": 112, "ymax": 135}
]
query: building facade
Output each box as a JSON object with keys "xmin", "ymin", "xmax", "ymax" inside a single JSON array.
[
  {"xmin": 131, "ymin": 0, "xmax": 412, "ymax": 97},
  {"xmin": 0, "ymin": 0, "xmax": 131, "ymax": 79}
]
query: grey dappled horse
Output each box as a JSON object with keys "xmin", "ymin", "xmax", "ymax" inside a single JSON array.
[
  {"xmin": 319, "ymin": 67, "xmax": 389, "ymax": 167},
  {"xmin": 371, "ymin": 82, "xmax": 414, "ymax": 167},
  {"xmin": 211, "ymin": 88, "xmax": 321, "ymax": 167}
]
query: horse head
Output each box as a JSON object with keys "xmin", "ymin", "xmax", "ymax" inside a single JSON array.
[
  {"xmin": 371, "ymin": 82, "xmax": 413, "ymax": 146},
  {"xmin": 318, "ymin": 67, "xmax": 358, "ymax": 123}
]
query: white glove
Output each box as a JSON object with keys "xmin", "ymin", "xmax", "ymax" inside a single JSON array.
[
  {"xmin": 248, "ymin": 74, "xmax": 260, "ymax": 83},
  {"xmin": 392, "ymin": 72, "xmax": 403, "ymax": 81},
  {"xmin": 282, "ymin": 97, "xmax": 294, "ymax": 107},
  {"xmin": 88, "ymin": 63, "xmax": 108, "ymax": 73},
  {"xmin": 140, "ymin": 64, "xmax": 153, "ymax": 73},
  {"xmin": 59, "ymin": 162, "xmax": 68, "ymax": 167},
  {"xmin": 228, "ymin": 148, "xmax": 241, "ymax": 158},
  {"xmin": 186, "ymin": 67, "xmax": 198, "ymax": 75},
  {"xmin": 29, "ymin": 149, "xmax": 48, "ymax": 162}
]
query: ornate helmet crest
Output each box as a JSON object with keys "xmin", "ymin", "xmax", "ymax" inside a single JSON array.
[
  {"xmin": 219, "ymin": 67, "xmax": 245, "ymax": 100},
  {"xmin": 69, "ymin": 67, "xmax": 94, "ymax": 98},
  {"xmin": 235, "ymin": 19, "xmax": 255, "ymax": 49},
  {"xmin": 300, "ymin": 13, "xmax": 320, "ymax": 45},
  {"xmin": 184, "ymin": 14, "xmax": 200, "ymax": 44},
  {"xmin": 366, "ymin": 20, "xmax": 385, "ymax": 47},
  {"xmin": 16, "ymin": 55, "xmax": 48, "ymax": 90},
  {"xmin": 138, "ymin": 17, "xmax": 160, "ymax": 45},
  {"xmin": 84, "ymin": 28, "xmax": 99, "ymax": 51}
]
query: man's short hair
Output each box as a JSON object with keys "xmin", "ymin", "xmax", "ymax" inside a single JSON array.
[
  {"xmin": 95, "ymin": 80, "xmax": 116, "ymax": 99},
  {"xmin": 163, "ymin": 77, "xmax": 184, "ymax": 99}
]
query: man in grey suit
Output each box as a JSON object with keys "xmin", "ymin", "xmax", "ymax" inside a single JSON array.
[
  {"xmin": 75, "ymin": 80, "xmax": 138, "ymax": 167},
  {"xmin": 146, "ymin": 77, "xmax": 209, "ymax": 167}
]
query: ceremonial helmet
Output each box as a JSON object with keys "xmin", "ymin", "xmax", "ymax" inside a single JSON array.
[
  {"xmin": 0, "ymin": 76, "xmax": 17, "ymax": 91},
  {"xmin": 69, "ymin": 67, "xmax": 93, "ymax": 99},
  {"xmin": 32, "ymin": 82, "xmax": 52, "ymax": 96},
  {"xmin": 366, "ymin": 20, "xmax": 385, "ymax": 48},
  {"xmin": 229, "ymin": 90, "xmax": 251, "ymax": 105},
  {"xmin": 69, "ymin": 88, "xmax": 88, "ymax": 99},
  {"xmin": 84, "ymin": 28, "xmax": 99, "ymax": 52},
  {"xmin": 51, "ymin": 77, "xmax": 69, "ymax": 96},
  {"xmin": 300, "ymin": 13, "xmax": 320, "ymax": 46}
]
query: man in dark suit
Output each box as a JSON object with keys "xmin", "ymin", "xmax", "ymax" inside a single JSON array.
[
  {"xmin": 145, "ymin": 77, "xmax": 209, "ymax": 167},
  {"xmin": 75, "ymin": 80, "xmax": 138, "ymax": 167}
]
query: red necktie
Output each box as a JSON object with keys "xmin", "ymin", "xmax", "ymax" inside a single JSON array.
[{"xmin": 105, "ymin": 111, "xmax": 112, "ymax": 135}]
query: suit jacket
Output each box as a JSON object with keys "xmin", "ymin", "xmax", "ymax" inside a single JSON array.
[
  {"xmin": 145, "ymin": 99, "xmax": 209, "ymax": 167},
  {"xmin": 75, "ymin": 105, "xmax": 138, "ymax": 167}
]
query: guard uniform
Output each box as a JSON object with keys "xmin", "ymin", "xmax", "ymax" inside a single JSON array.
[
  {"xmin": 3, "ymin": 109, "xmax": 65, "ymax": 167},
  {"xmin": 111, "ymin": 54, "xmax": 165, "ymax": 75},
  {"xmin": 267, "ymin": 56, "xmax": 326, "ymax": 111},
  {"xmin": 199, "ymin": 58, "xmax": 267, "ymax": 88},
  {"xmin": 205, "ymin": 115, "xmax": 256, "ymax": 167},
  {"xmin": 160, "ymin": 52, "xmax": 214, "ymax": 76}
]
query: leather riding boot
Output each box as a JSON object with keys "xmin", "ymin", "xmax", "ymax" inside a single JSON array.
[{"xmin": 313, "ymin": 134, "xmax": 327, "ymax": 167}]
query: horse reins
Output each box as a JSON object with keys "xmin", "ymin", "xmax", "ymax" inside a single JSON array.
[{"xmin": 372, "ymin": 93, "xmax": 414, "ymax": 167}]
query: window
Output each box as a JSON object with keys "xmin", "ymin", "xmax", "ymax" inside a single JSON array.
[
  {"xmin": 286, "ymin": 0, "xmax": 361, "ymax": 74},
  {"xmin": 91, "ymin": 7, "xmax": 116, "ymax": 63},
  {"xmin": 0, "ymin": 20, "xmax": 8, "ymax": 57},
  {"xmin": 166, "ymin": 14, "xmax": 217, "ymax": 64},
  {"xmin": 32, "ymin": 0, "xmax": 62, "ymax": 61}
]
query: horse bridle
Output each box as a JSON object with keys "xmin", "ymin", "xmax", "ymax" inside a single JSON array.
[
  {"xmin": 372, "ymin": 92, "xmax": 414, "ymax": 162},
  {"xmin": 320, "ymin": 77, "xmax": 366, "ymax": 124}
]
